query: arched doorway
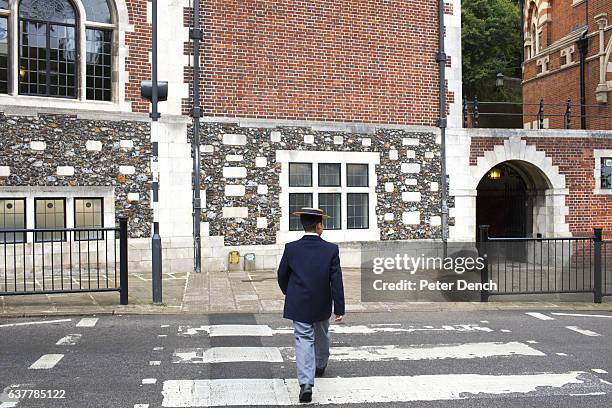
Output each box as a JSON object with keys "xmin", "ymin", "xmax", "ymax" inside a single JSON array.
[{"xmin": 476, "ymin": 160, "xmax": 552, "ymax": 240}]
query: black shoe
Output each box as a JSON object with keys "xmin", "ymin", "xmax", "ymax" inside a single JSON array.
[
  {"xmin": 299, "ymin": 384, "xmax": 313, "ymax": 403},
  {"xmin": 315, "ymin": 365, "xmax": 327, "ymax": 377}
]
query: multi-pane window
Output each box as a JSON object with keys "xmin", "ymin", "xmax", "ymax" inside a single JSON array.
[
  {"xmin": 318, "ymin": 163, "xmax": 341, "ymax": 187},
  {"xmin": 319, "ymin": 193, "xmax": 341, "ymax": 230},
  {"xmin": 347, "ymin": 193, "xmax": 369, "ymax": 229},
  {"xmin": 0, "ymin": 16, "xmax": 8, "ymax": 94},
  {"xmin": 34, "ymin": 198, "xmax": 66, "ymax": 242},
  {"xmin": 289, "ymin": 193, "xmax": 313, "ymax": 231},
  {"xmin": 74, "ymin": 198, "xmax": 103, "ymax": 240},
  {"xmin": 0, "ymin": 199, "xmax": 26, "ymax": 243},
  {"xmin": 2, "ymin": 0, "xmax": 114, "ymax": 99},
  {"xmin": 287, "ymin": 162, "xmax": 370, "ymax": 232},
  {"xmin": 602, "ymin": 158, "xmax": 612, "ymax": 189},
  {"xmin": 289, "ymin": 163, "xmax": 312, "ymax": 187},
  {"xmin": 19, "ymin": 0, "xmax": 78, "ymax": 98},
  {"xmin": 347, "ymin": 164, "xmax": 368, "ymax": 187}
]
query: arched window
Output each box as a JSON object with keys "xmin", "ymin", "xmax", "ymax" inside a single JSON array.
[
  {"xmin": 19, "ymin": 0, "xmax": 77, "ymax": 97},
  {"xmin": 0, "ymin": 0, "xmax": 115, "ymax": 101}
]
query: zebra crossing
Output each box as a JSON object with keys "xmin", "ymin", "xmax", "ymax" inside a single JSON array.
[{"xmin": 148, "ymin": 320, "xmax": 612, "ymax": 407}]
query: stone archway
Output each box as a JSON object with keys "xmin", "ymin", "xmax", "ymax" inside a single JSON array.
[{"xmin": 450, "ymin": 136, "xmax": 571, "ymax": 240}]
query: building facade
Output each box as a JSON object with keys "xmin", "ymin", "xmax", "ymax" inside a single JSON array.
[
  {"xmin": 522, "ymin": 0, "xmax": 612, "ymax": 129},
  {"xmin": 0, "ymin": 0, "xmax": 610, "ymax": 274}
]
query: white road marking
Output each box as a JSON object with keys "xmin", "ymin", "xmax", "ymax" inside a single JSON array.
[
  {"xmin": 161, "ymin": 324, "xmax": 170, "ymax": 328},
  {"xmin": 150, "ymin": 361, "xmax": 161, "ymax": 366},
  {"xmin": 161, "ymin": 372, "xmax": 607, "ymax": 406},
  {"xmin": 173, "ymin": 347, "xmax": 283, "ymax": 364},
  {"xmin": 178, "ymin": 325, "xmax": 274, "ymax": 337},
  {"xmin": 284, "ymin": 342, "xmax": 545, "ymax": 362},
  {"xmin": 273, "ymin": 324, "xmax": 493, "ymax": 335},
  {"xmin": 153, "ymin": 347, "xmax": 164, "ymax": 351},
  {"xmin": 570, "ymin": 392, "xmax": 606, "ymax": 396},
  {"xmin": 480, "ymin": 320, "xmax": 489, "ymax": 324},
  {"xmin": 142, "ymin": 378, "xmax": 157, "ymax": 385},
  {"xmin": 565, "ymin": 326, "xmax": 601, "ymax": 337},
  {"xmin": 552, "ymin": 313, "xmax": 612, "ymax": 319},
  {"xmin": 525, "ymin": 312, "xmax": 555, "ymax": 321},
  {"xmin": 592, "ymin": 369, "xmax": 608, "ymax": 374},
  {"xmin": 500, "ymin": 329, "xmax": 512, "ymax": 333},
  {"xmin": 56, "ymin": 334, "xmax": 82, "ymax": 346},
  {"xmin": 134, "ymin": 405, "xmax": 150, "ymax": 408},
  {"xmin": 556, "ymin": 353, "xmax": 568, "ymax": 356},
  {"xmin": 76, "ymin": 318, "xmax": 98, "ymax": 327},
  {"xmin": 0, "ymin": 318, "xmax": 72, "ymax": 328},
  {"xmin": 0, "ymin": 403, "xmax": 18, "ymax": 408},
  {"xmin": 527, "ymin": 340, "xmax": 538, "ymax": 344},
  {"xmin": 29, "ymin": 354, "xmax": 64, "ymax": 369},
  {"xmin": 158, "ymin": 334, "xmax": 168, "ymax": 338}
]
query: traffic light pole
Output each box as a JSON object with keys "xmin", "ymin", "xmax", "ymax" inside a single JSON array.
[
  {"xmin": 151, "ymin": 0, "xmax": 163, "ymax": 303},
  {"xmin": 190, "ymin": 0, "xmax": 203, "ymax": 273}
]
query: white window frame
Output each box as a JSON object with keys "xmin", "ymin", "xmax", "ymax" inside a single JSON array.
[
  {"xmin": 276, "ymin": 150, "xmax": 380, "ymax": 243},
  {"xmin": 0, "ymin": 0, "xmax": 132, "ymax": 112},
  {"xmin": 594, "ymin": 149, "xmax": 612, "ymax": 195}
]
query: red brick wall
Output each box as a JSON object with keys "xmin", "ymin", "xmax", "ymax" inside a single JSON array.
[
  {"xmin": 183, "ymin": 0, "xmax": 441, "ymax": 125},
  {"xmin": 125, "ymin": 0, "xmax": 152, "ymax": 113},
  {"xmin": 469, "ymin": 136, "xmax": 612, "ymax": 235},
  {"xmin": 522, "ymin": 1, "xmax": 612, "ymax": 130}
]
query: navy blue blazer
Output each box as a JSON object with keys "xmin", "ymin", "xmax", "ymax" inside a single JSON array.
[{"xmin": 277, "ymin": 235, "xmax": 345, "ymax": 323}]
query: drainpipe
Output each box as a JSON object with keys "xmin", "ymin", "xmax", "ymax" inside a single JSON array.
[
  {"xmin": 190, "ymin": 0, "xmax": 203, "ymax": 273},
  {"xmin": 577, "ymin": 30, "xmax": 588, "ymax": 130},
  {"xmin": 436, "ymin": 0, "xmax": 448, "ymax": 252}
]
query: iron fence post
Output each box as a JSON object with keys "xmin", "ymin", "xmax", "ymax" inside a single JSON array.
[
  {"xmin": 473, "ymin": 96, "xmax": 479, "ymax": 128},
  {"xmin": 479, "ymin": 225, "xmax": 490, "ymax": 302},
  {"xmin": 593, "ymin": 228, "xmax": 603, "ymax": 304},
  {"xmin": 119, "ymin": 217, "xmax": 129, "ymax": 305},
  {"xmin": 538, "ymin": 98, "xmax": 544, "ymax": 129},
  {"xmin": 462, "ymin": 97, "xmax": 468, "ymax": 128}
]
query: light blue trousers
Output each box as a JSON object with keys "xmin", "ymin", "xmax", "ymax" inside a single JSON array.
[{"xmin": 293, "ymin": 319, "xmax": 330, "ymax": 386}]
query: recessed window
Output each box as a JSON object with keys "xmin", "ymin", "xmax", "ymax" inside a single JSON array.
[
  {"xmin": 74, "ymin": 198, "xmax": 103, "ymax": 240},
  {"xmin": 289, "ymin": 193, "xmax": 312, "ymax": 231},
  {"xmin": 347, "ymin": 164, "xmax": 369, "ymax": 187},
  {"xmin": 602, "ymin": 158, "xmax": 612, "ymax": 189},
  {"xmin": 319, "ymin": 193, "xmax": 341, "ymax": 230},
  {"xmin": 318, "ymin": 163, "xmax": 341, "ymax": 187},
  {"xmin": 289, "ymin": 163, "xmax": 312, "ymax": 187},
  {"xmin": 0, "ymin": 198, "xmax": 26, "ymax": 243},
  {"xmin": 0, "ymin": 17, "xmax": 8, "ymax": 94},
  {"xmin": 347, "ymin": 193, "xmax": 369, "ymax": 229},
  {"xmin": 34, "ymin": 198, "xmax": 66, "ymax": 242}
]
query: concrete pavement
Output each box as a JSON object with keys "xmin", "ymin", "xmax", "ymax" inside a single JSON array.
[{"xmin": 1, "ymin": 268, "xmax": 611, "ymax": 317}]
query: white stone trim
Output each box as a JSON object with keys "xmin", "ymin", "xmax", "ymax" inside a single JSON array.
[
  {"xmin": 593, "ymin": 149, "xmax": 612, "ymax": 195},
  {"xmin": 275, "ymin": 150, "xmax": 381, "ymax": 244}
]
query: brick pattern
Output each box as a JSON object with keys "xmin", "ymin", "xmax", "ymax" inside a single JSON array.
[
  {"xmin": 469, "ymin": 136, "xmax": 612, "ymax": 235},
  {"xmin": 125, "ymin": 0, "xmax": 152, "ymax": 113},
  {"xmin": 182, "ymin": 0, "xmax": 441, "ymax": 125},
  {"xmin": 523, "ymin": 0, "xmax": 612, "ymax": 130}
]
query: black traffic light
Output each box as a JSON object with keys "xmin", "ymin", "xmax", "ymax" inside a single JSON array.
[{"xmin": 140, "ymin": 80, "xmax": 168, "ymax": 102}]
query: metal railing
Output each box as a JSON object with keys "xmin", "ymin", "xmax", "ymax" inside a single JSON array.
[
  {"xmin": 478, "ymin": 226, "xmax": 609, "ymax": 303},
  {"xmin": 463, "ymin": 98, "xmax": 612, "ymax": 129},
  {"xmin": 0, "ymin": 217, "xmax": 128, "ymax": 304}
]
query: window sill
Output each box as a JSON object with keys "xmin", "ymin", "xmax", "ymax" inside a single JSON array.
[{"xmin": 0, "ymin": 94, "xmax": 131, "ymax": 114}]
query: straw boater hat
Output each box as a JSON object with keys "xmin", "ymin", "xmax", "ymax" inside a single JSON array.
[{"xmin": 292, "ymin": 207, "xmax": 330, "ymax": 218}]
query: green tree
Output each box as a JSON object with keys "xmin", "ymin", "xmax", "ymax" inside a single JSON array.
[{"xmin": 462, "ymin": 0, "xmax": 522, "ymax": 101}]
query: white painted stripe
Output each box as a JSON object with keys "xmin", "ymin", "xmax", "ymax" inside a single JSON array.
[
  {"xmin": 161, "ymin": 324, "xmax": 170, "ymax": 328},
  {"xmin": 565, "ymin": 326, "xmax": 601, "ymax": 337},
  {"xmin": 76, "ymin": 318, "xmax": 98, "ymax": 327},
  {"xmin": 150, "ymin": 361, "xmax": 161, "ymax": 366},
  {"xmin": 570, "ymin": 392, "xmax": 606, "ymax": 396},
  {"xmin": 0, "ymin": 402, "xmax": 18, "ymax": 408},
  {"xmin": 282, "ymin": 342, "xmax": 545, "ymax": 362},
  {"xmin": 527, "ymin": 340, "xmax": 538, "ymax": 344},
  {"xmin": 557, "ymin": 353, "xmax": 568, "ymax": 356},
  {"xmin": 0, "ymin": 318, "xmax": 72, "ymax": 328},
  {"xmin": 500, "ymin": 329, "xmax": 512, "ymax": 333},
  {"xmin": 552, "ymin": 312, "xmax": 612, "ymax": 319},
  {"xmin": 178, "ymin": 325, "xmax": 274, "ymax": 337},
  {"xmin": 56, "ymin": 334, "xmax": 82, "ymax": 346},
  {"xmin": 142, "ymin": 378, "xmax": 157, "ymax": 385},
  {"xmin": 173, "ymin": 347, "xmax": 283, "ymax": 364},
  {"xmin": 134, "ymin": 405, "xmax": 150, "ymax": 408},
  {"xmin": 592, "ymin": 369, "xmax": 608, "ymax": 374},
  {"xmin": 525, "ymin": 312, "xmax": 555, "ymax": 321},
  {"xmin": 273, "ymin": 324, "xmax": 493, "ymax": 335},
  {"xmin": 161, "ymin": 372, "xmax": 605, "ymax": 406},
  {"xmin": 29, "ymin": 354, "xmax": 64, "ymax": 369},
  {"xmin": 153, "ymin": 347, "xmax": 164, "ymax": 351},
  {"xmin": 158, "ymin": 334, "xmax": 168, "ymax": 338}
]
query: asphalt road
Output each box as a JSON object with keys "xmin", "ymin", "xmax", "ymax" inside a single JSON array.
[{"xmin": 0, "ymin": 310, "xmax": 611, "ymax": 408}]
